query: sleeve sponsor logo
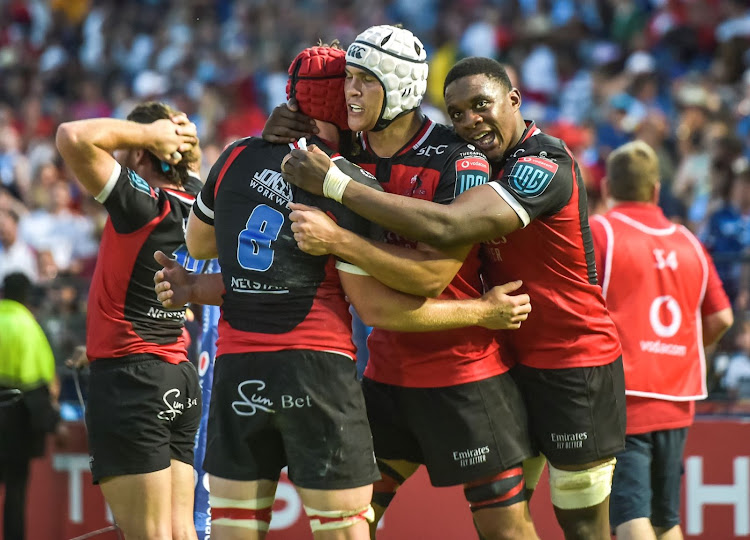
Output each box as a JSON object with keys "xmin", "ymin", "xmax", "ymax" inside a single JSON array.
[
  {"xmin": 507, "ymin": 156, "xmax": 558, "ymax": 197},
  {"xmin": 127, "ymin": 170, "xmax": 156, "ymax": 198},
  {"xmin": 455, "ymin": 157, "xmax": 490, "ymax": 195}
]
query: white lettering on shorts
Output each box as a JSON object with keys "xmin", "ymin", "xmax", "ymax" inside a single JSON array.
[
  {"xmin": 452, "ymin": 445, "xmax": 490, "ymax": 467},
  {"xmin": 233, "ymin": 380, "xmax": 275, "ymax": 415},
  {"xmin": 550, "ymin": 432, "xmax": 588, "ymax": 450},
  {"xmin": 157, "ymin": 388, "xmax": 184, "ymax": 421}
]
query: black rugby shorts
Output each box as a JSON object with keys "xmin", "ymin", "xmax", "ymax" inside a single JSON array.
[
  {"xmin": 362, "ymin": 372, "xmax": 533, "ymax": 487},
  {"xmin": 86, "ymin": 354, "xmax": 201, "ymax": 484},
  {"xmin": 203, "ymin": 350, "xmax": 380, "ymax": 490},
  {"xmin": 512, "ymin": 356, "xmax": 626, "ymax": 466}
]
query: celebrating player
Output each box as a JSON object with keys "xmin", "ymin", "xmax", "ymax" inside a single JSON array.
[{"xmin": 278, "ymin": 56, "xmax": 624, "ymax": 540}]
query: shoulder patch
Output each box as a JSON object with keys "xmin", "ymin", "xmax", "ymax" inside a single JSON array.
[
  {"xmin": 455, "ymin": 156, "xmax": 490, "ymax": 195},
  {"xmin": 506, "ymin": 156, "xmax": 558, "ymax": 197},
  {"xmin": 127, "ymin": 170, "xmax": 157, "ymax": 198}
]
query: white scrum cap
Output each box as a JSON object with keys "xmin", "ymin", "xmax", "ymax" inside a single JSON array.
[{"xmin": 345, "ymin": 25, "xmax": 428, "ymax": 130}]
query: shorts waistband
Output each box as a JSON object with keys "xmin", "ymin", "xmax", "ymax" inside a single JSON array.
[{"xmin": 90, "ymin": 353, "xmax": 165, "ymax": 370}]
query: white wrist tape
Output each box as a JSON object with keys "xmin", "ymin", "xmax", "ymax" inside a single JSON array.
[{"xmin": 323, "ymin": 164, "xmax": 352, "ymax": 203}]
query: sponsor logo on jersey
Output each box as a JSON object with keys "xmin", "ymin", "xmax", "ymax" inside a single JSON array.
[
  {"xmin": 250, "ymin": 168, "xmax": 293, "ymax": 205},
  {"xmin": 416, "ymin": 144, "xmax": 448, "ymax": 156},
  {"xmin": 147, "ymin": 306, "xmax": 186, "ymax": 320},
  {"xmin": 128, "ymin": 170, "xmax": 156, "ymax": 198},
  {"xmin": 455, "ymin": 157, "xmax": 490, "ymax": 195},
  {"xmin": 507, "ymin": 156, "xmax": 558, "ymax": 197}
]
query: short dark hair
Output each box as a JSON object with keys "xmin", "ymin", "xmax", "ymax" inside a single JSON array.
[
  {"xmin": 444, "ymin": 57, "xmax": 512, "ymax": 95},
  {"xmin": 127, "ymin": 102, "xmax": 193, "ymax": 187},
  {"xmin": 3, "ymin": 272, "xmax": 31, "ymax": 304}
]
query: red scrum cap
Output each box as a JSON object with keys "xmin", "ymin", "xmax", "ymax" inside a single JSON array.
[{"xmin": 286, "ymin": 45, "xmax": 349, "ymax": 131}]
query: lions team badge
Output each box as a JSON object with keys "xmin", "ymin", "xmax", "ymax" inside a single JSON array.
[{"xmin": 507, "ymin": 156, "xmax": 558, "ymax": 197}]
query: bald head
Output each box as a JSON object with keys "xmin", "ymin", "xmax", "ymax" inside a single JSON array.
[{"xmin": 606, "ymin": 140, "xmax": 660, "ymax": 203}]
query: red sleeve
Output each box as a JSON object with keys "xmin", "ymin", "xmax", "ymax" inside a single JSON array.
[
  {"xmin": 701, "ymin": 244, "xmax": 731, "ymax": 316},
  {"xmin": 588, "ymin": 214, "xmax": 608, "ymax": 281}
]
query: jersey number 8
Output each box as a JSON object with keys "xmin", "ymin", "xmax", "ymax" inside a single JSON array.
[{"xmin": 237, "ymin": 205, "xmax": 284, "ymax": 272}]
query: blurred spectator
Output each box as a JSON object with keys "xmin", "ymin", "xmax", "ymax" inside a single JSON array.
[
  {"xmin": 0, "ymin": 207, "xmax": 37, "ymax": 282},
  {"xmin": 701, "ymin": 157, "xmax": 750, "ymax": 304},
  {"xmin": 18, "ymin": 180, "xmax": 97, "ymax": 273},
  {"xmin": 0, "ymin": 272, "xmax": 63, "ymax": 540},
  {"xmin": 720, "ymin": 320, "xmax": 750, "ymax": 399}
]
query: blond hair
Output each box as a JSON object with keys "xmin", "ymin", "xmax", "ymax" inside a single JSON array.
[{"xmin": 606, "ymin": 140, "xmax": 660, "ymax": 202}]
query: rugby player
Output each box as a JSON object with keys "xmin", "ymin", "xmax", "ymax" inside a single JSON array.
[
  {"xmin": 154, "ymin": 43, "xmax": 533, "ymax": 540},
  {"xmin": 277, "ymin": 28, "xmax": 540, "ymax": 540},
  {"xmin": 56, "ymin": 103, "xmax": 202, "ymax": 540},
  {"xmin": 279, "ymin": 56, "xmax": 625, "ymax": 540}
]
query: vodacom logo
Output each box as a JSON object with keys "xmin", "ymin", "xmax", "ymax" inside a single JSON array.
[{"xmin": 649, "ymin": 295, "xmax": 682, "ymax": 338}]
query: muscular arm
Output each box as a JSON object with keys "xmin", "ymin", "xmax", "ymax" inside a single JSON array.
[
  {"xmin": 703, "ymin": 307, "xmax": 733, "ymax": 346},
  {"xmin": 55, "ymin": 117, "xmax": 197, "ymax": 197},
  {"xmin": 290, "ymin": 204, "xmax": 467, "ymax": 297},
  {"xmin": 186, "ymin": 211, "xmax": 218, "ymax": 260},
  {"xmin": 281, "ymin": 146, "xmax": 522, "ymax": 249},
  {"xmin": 340, "ymin": 271, "xmax": 530, "ymax": 331},
  {"xmin": 340, "ymin": 181, "xmax": 523, "ymax": 249}
]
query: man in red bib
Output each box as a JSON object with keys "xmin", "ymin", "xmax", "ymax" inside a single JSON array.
[{"xmin": 590, "ymin": 140, "xmax": 734, "ymax": 540}]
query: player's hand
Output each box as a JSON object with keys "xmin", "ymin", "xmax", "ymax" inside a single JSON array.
[
  {"xmin": 65, "ymin": 345, "xmax": 89, "ymax": 370},
  {"xmin": 153, "ymin": 250, "xmax": 194, "ymax": 309},
  {"xmin": 478, "ymin": 280, "xmax": 531, "ymax": 330},
  {"xmin": 262, "ymin": 100, "xmax": 318, "ymax": 144},
  {"xmin": 289, "ymin": 202, "xmax": 342, "ymax": 255},
  {"xmin": 281, "ymin": 145, "xmax": 331, "ymax": 196},
  {"xmin": 148, "ymin": 118, "xmax": 198, "ymax": 165},
  {"xmin": 171, "ymin": 114, "xmax": 202, "ymax": 172}
]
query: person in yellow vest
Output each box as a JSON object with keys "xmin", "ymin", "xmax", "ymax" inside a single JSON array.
[
  {"xmin": 0, "ymin": 272, "xmax": 61, "ymax": 540},
  {"xmin": 590, "ymin": 141, "xmax": 734, "ymax": 540}
]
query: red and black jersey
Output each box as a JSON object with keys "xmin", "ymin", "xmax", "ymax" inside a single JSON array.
[
  {"xmin": 193, "ymin": 136, "xmax": 377, "ymax": 358},
  {"xmin": 482, "ymin": 121, "xmax": 621, "ymax": 370},
  {"xmin": 352, "ymin": 113, "xmax": 507, "ymax": 388},
  {"xmin": 87, "ymin": 163, "xmax": 199, "ymax": 364}
]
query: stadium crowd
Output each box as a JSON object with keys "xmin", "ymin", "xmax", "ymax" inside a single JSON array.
[{"xmin": 1, "ymin": 0, "xmax": 750, "ymax": 410}]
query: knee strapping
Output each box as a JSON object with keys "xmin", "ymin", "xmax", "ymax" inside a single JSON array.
[
  {"xmin": 548, "ymin": 458, "xmax": 616, "ymax": 510},
  {"xmin": 209, "ymin": 495, "xmax": 274, "ymax": 531},
  {"xmin": 463, "ymin": 466, "xmax": 526, "ymax": 511},
  {"xmin": 304, "ymin": 505, "xmax": 375, "ymax": 532}
]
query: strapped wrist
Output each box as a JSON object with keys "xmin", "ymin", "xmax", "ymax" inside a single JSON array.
[{"xmin": 323, "ymin": 164, "xmax": 352, "ymax": 203}]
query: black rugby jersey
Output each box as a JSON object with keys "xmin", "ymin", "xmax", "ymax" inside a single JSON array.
[
  {"xmin": 87, "ymin": 163, "xmax": 200, "ymax": 364},
  {"xmin": 350, "ymin": 114, "xmax": 506, "ymax": 388},
  {"xmin": 192, "ymin": 136, "xmax": 377, "ymax": 357}
]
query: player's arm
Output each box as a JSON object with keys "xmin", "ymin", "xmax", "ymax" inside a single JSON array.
[
  {"xmin": 281, "ymin": 145, "xmax": 524, "ymax": 249},
  {"xmin": 153, "ymin": 251, "xmax": 224, "ymax": 308},
  {"xmin": 290, "ymin": 203, "xmax": 466, "ymax": 297},
  {"xmin": 338, "ymin": 269, "xmax": 530, "ymax": 331},
  {"xmin": 187, "ymin": 142, "xmax": 234, "ymax": 260},
  {"xmin": 703, "ymin": 308, "xmax": 733, "ymax": 346},
  {"xmin": 55, "ymin": 116, "xmax": 197, "ymax": 197},
  {"xmin": 186, "ymin": 211, "xmax": 218, "ymax": 260}
]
